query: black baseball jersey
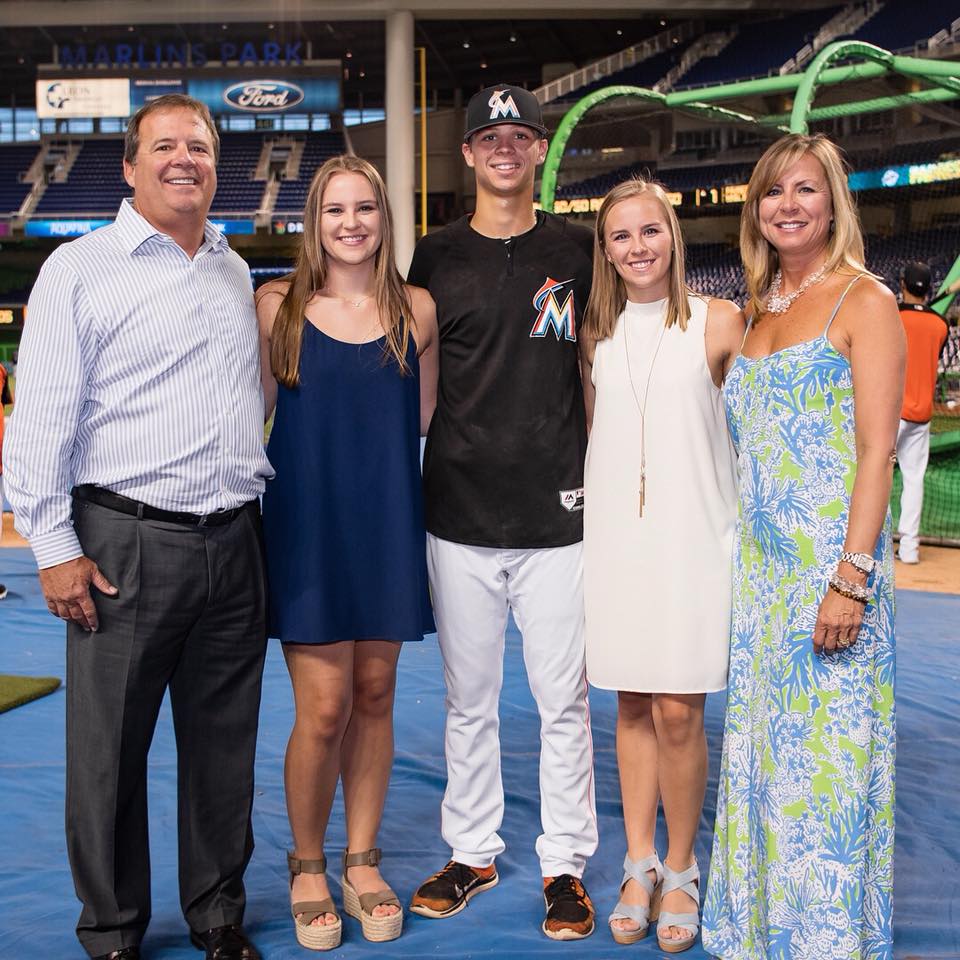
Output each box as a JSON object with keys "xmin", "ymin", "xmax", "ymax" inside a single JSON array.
[{"xmin": 408, "ymin": 211, "xmax": 593, "ymax": 548}]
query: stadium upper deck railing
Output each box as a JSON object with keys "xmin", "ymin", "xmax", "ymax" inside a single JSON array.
[
  {"xmin": 534, "ymin": 21, "xmax": 702, "ymax": 106},
  {"xmin": 539, "ymin": 40, "xmax": 960, "ymax": 314}
]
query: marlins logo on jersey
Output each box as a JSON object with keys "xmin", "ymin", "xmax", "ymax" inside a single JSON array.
[
  {"xmin": 529, "ymin": 277, "xmax": 576, "ymax": 341},
  {"xmin": 488, "ymin": 89, "xmax": 521, "ymax": 120}
]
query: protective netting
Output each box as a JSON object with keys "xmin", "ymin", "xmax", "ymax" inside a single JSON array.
[
  {"xmin": 892, "ymin": 428, "xmax": 960, "ymax": 544},
  {"xmin": 546, "ymin": 95, "xmax": 960, "ymax": 542}
]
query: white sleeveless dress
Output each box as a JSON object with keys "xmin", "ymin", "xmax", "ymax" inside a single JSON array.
[{"xmin": 584, "ymin": 295, "xmax": 737, "ymax": 693}]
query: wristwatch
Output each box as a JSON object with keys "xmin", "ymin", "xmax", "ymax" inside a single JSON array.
[{"xmin": 839, "ymin": 551, "xmax": 876, "ymax": 575}]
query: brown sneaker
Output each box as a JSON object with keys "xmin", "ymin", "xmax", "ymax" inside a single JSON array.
[
  {"xmin": 542, "ymin": 874, "xmax": 595, "ymax": 940},
  {"xmin": 409, "ymin": 860, "xmax": 499, "ymax": 918}
]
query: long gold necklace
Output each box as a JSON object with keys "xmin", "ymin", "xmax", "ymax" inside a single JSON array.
[{"xmin": 623, "ymin": 304, "xmax": 668, "ymax": 517}]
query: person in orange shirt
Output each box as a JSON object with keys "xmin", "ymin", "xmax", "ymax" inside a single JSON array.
[{"xmin": 895, "ymin": 261, "xmax": 948, "ymax": 563}]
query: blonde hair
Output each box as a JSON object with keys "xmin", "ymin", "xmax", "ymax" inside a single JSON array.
[
  {"xmin": 741, "ymin": 133, "xmax": 870, "ymax": 318},
  {"xmin": 583, "ymin": 177, "xmax": 692, "ymax": 341},
  {"xmin": 269, "ymin": 155, "xmax": 413, "ymax": 387}
]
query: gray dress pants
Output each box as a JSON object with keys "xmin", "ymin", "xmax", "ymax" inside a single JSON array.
[{"xmin": 66, "ymin": 495, "xmax": 268, "ymax": 958}]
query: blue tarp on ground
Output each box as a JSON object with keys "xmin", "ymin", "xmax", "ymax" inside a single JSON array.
[{"xmin": 1, "ymin": 546, "xmax": 958, "ymax": 959}]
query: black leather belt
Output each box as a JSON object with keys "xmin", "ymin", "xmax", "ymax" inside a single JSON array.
[{"xmin": 73, "ymin": 484, "xmax": 255, "ymax": 527}]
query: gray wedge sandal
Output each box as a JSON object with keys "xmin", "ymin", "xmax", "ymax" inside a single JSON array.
[
  {"xmin": 287, "ymin": 852, "xmax": 342, "ymax": 951},
  {"xmin": 341, "ymin": 848, "xmax": 403, "ymax": 943},
  {"xmin": 607, "ymin": 852, "xmax": 664, "ymax": 945},
  {"xmin": 653, "ymin": 860, "xmax": 700, "ymax": 954}
]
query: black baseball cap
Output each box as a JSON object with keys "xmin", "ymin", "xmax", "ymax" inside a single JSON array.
[
  {"xmin": 464, "ymin": 84, "xmax": 548, "ymax": 142},
  {"xmin": 902, "ymin": 261, "xmax": 932, "ymax": 297}
]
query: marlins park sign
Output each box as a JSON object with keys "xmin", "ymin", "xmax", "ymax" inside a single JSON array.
[{"xmin": 55, "ymin": 39, "xmax": 305, "ymax": 69}]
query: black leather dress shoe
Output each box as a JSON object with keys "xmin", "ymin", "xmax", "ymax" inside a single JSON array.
[
  {"xmin": 189, "ymin": 924, "xmax": 261, "ymax": 960},
  {"xmin": 93, "ymin": 949, "xmax": 140, "ymax": 960}
]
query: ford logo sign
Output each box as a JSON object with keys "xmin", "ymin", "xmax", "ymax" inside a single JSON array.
[{"xmin": 223, "ymin": 80, "xmax": 304, "ymax": 112}]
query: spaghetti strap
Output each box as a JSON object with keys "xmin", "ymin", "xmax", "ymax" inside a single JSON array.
[
  {"xmin": 822, "ymin": 275, "xmax": 864, "ymax": 337},
  {"xmin": 740, "ymin": 312, "xmax": 756, "ymax": 349}
]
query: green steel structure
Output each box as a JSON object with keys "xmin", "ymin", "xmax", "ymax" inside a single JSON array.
[{"xmin": 540, "ymin": 40, "xmax": 960, "ymax": 313}]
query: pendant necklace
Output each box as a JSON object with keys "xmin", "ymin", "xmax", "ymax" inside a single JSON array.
[
  {"xmin": 328, "ymin": 290, "xmax": 373, "ymax": 308},
  {"xmin": 765, "ymin": 264, "xmax": 826, "ymax": 315},
  {"xmin": 623, "ymin": 304, "xmax": 668, "ymax": 517}
]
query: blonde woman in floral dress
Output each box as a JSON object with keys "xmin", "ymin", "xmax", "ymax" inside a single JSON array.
[{"xmin": 701, "ymin": 134, "xmax": 904, "ymax": 960}]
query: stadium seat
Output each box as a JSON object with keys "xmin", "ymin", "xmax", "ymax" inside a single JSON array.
[{"xmin": 0, "ymin": 144, "xmax": 40, "ymax": 215}]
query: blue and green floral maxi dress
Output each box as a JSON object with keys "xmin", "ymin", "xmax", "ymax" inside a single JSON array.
[{"xmin": 701, "ymin": 278, "xmax": 896, "ymax": 960}]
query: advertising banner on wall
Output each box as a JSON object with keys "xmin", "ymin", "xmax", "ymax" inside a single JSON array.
[
  {"xmin": 24, "ymin": 219, "xmax": 113, "ymax": 237},
  {"xmin": 187, "ymin": 75, "xmax": 339, "ymax": 114},
  {"xmin": 210, "ymin": 220, "xmax": 256, "ymax": 235},
  {"xmin": 24, "ymin": 218, "xmax": 256, "ymax": 238},
  {"xmin": 36, "ymin": 78, "xmax": 131, "ymax": 118},
  {"xmin": 130, "ymin": 78, "xmax": 186, "ymax": 108},
  {"xmin": 36, "ymin": 71, "xmax": 340, "ymax": 118}
]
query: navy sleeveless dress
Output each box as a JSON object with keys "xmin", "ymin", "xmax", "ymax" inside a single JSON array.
[{"xmin": 262, "ymin": 322, "xmax": 434, "ymax": 644}]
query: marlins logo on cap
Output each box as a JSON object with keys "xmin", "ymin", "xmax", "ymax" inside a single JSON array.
[
  {"xmin": 463, "ymin": 83, "xmax": 548, "ymax": 141},
  {"xmin": 488, "ymin": 89, "xmax": 521, "ymax": 120}
]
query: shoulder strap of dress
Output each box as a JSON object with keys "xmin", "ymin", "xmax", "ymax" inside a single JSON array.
[
  {"xmin": 740, "ymin": 310, "xmax": 756, "ymax": 348},
  {"xmin": 823, "ymin": 274, "xmax": 865, "ymax": 336}
]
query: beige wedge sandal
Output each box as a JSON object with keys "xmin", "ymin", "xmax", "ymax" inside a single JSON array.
[
  {"xmin": 341, "ymin": 848, "xmax": 403, "ymax": 943},
  {"xmin": 288, "ymin": 852, "xmax": 342, "ymax": 951}
]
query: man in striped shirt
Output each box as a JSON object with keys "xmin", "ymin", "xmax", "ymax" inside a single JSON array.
[{"xmin": 4, "ymin": 95, "xmax": 272, "ymax": 960}]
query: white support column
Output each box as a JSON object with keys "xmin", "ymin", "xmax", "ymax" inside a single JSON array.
[{"xmin": 385, "ymin": 10, "xmax": 415, "ymax": 275}]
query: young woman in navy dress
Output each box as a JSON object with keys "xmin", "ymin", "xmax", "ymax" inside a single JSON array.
[{"xmin": 257, "ymin": 155, "xmax": 437, "ymax": 950}]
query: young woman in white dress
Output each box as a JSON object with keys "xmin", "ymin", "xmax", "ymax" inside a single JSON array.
[{"xmin": 580, "ymin": 178, "xmax": 744, "ymax": 953}]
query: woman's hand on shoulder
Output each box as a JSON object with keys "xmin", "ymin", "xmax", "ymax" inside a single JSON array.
[{"xmin": 705, "ymin": 297, "xmax": 746, "ymax": 387}]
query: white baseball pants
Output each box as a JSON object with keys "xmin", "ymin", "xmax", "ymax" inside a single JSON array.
[
  {"xmin": 426, "ymin": 534, "xmax": 598, "ymax": 878},
  {"xmin": 896, "ymin": 418, "xmax": 930, "ymax": 561}
]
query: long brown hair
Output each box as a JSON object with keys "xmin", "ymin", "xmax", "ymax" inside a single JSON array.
[
  {"xmin": 583, "ymin": 177, "xmax": 692, "ymax": 341},
  {"xmin": 270, "ymin": 155, "xmax": 413, "ymax": 387},
  {"xmin": 741, "ymin": 133, "xmax": 870, "ymax": 318}
]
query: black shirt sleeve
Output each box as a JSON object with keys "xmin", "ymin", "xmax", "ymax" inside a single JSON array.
[{"xmin": 406, "ymin": 234, "xmax": 439, "ymax": 289}]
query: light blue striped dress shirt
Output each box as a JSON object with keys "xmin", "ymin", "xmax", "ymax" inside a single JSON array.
[{"xmin": 5, "ymin": 198, "xmax": 274, "ymax": 569}]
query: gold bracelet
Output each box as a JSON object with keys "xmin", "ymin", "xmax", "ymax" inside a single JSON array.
[{"xmin": 828, "ymin": 573, "xmax": 872, "ymax": 604}]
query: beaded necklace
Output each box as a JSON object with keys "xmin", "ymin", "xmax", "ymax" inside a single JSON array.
[{"xmin": 765, "ymin": 264, "xmax": 826, "ymax": 315}]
